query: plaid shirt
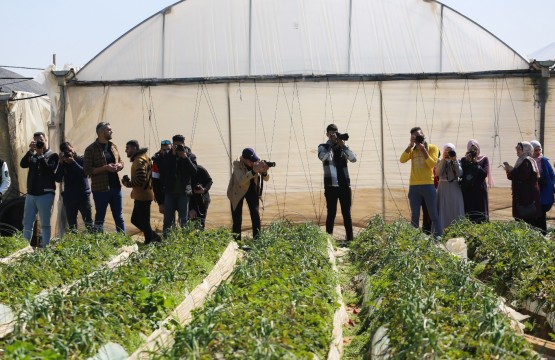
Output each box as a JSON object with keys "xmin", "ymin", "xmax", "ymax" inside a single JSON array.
[
  {"xmin": 318, "ymin": 140, "xmax": 357, "ymax": 187},
  {"xmin": 84, "ymin": 140, "xmax": 124, "ymax": 192}
]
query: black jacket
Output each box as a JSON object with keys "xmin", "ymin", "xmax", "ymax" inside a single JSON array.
[
  {"xmin": 20, "ymin": 149, "xmax": 59, "ymax": 196},
  {"xmin": 157, "ymin": 150, "xmax": 197, "ymax": 203}
]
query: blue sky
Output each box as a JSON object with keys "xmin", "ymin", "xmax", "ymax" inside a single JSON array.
[{"xmin": 2, "ymin": 0, "xmax": 554, "ymax": 78}]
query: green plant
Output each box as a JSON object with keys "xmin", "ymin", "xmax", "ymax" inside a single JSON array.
[{"xmin": 157, "ymin": 222, "xmax": 339, "ymax": 359}]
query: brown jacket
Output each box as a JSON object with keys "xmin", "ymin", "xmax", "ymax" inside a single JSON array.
[
  {"xmin": 227, "ymin": 157, "xmax": 269, "ymax": 211},
  {"xmin": 123, "ymin": 148, "xmax": 154, "ymax": 201},
  {"xmin": 84, "ymin": 140, "xmax": 124, "ymax": 192}
]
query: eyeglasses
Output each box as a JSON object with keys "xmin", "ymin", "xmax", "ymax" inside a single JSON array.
[
  {"xmin": 161, "ymin": 140, "xmax": 171, "ymax": 145},
  {"xmin": 534, "ymin": 148, "xmax": 542, "ymax": 152}
]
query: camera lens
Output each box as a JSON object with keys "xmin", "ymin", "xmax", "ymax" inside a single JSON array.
[{"xmin": 448, "ymin": 150, "xmax": 456, "ymax": 157}]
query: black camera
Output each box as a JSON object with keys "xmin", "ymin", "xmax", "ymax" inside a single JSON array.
[
  {"xmin": 467, "ymin": 150, "xmax": 477, "ymax": 159},
  {"xmin": 448, "ymin": 150, "xmax": 456, "ymax": 157},
  {"xmin": 414, "ymin": 135, "xmax": 425, "ymax": 144},
  {"xmin": 63, "ymin": 151, "xmax": 72, "ymax": 158},
  {"xmin": 175, "ymin": 144, "xmax": 185, "ymax": 152},
  {"xmin": 336, "ymin": 132, "xmax": 349, "ymax": 141},
  {"xmin": 36, "ymin": 141, "xmax": 45, "ymax": 149},
  {"xmin": 263, "ymin": 160, "xmax": 276, "ymax": 167}
]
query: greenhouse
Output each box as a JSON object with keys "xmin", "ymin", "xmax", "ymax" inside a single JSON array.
[
  {"xmin": 1, "ymin": 0, "xmax": 555, "ymax": 358},
  {"xmin": 36, "ymin": 0, "xmax": 552, "ymax": 231}
]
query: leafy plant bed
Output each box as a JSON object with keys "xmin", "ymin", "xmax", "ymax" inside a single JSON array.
[
  {"xmin": 1, "ymin": 228, "xmax": 231, "ymax": 358},
  {"xmin": 0, "ymin": 235, "xmax": 29, "ymax": 259},
  {"xmin": 345, "ymin": 216, "xmax": 536, "ymax": 358},
  {"xmin": 0, "ymin": 232, "xmax": 135, "ymax": 311},
  {"xmin": 156, "ymin": 222, "xmax": 339, "ymax": 359},
  {"xmin": 444, "ymin": 219, "xmax": 555, "ymax": 339}
]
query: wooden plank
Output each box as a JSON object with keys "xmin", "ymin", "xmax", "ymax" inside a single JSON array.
[{"xmin": 524, "ymin": 334, "xmax": 555, "ymax": 358}]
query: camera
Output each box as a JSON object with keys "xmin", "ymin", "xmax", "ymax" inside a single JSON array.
[
  {"xmin": 336, "ymin": 132, "xmax": 349, "ymax": 141},
  {"xmin": 448, "ymin": 150, "xmax": 456, "ymax": 157},
  {"xmin": 414, "ymin": 135, "xmax": 425, "ymax": 144},
  {"xmin": 467, "ymin": 150, "xmax": 477, "ymax": 159},
  {"xmin": 175, "ymin": 144, "xmax": 185, "ymax": 152},
  {"xmin": 36, "ymin": 140, "xmax": 45, "ymax": 149},
  {"xmin": 63, "ymin": 151, "xmax": 72, "ymax": 158},
  {"xmin": 263, "ymin": 160, "xmax": 276, "ymax": 167}
]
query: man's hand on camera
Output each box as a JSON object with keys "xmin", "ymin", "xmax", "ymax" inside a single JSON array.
[{"xmin": 253, "ymin": 161, "xmax": 269, "ymax": 174}]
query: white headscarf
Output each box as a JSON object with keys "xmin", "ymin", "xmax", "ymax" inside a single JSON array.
[{"xmin": 514, "ymin": 141, "xmax": 539, "ymax": 176}]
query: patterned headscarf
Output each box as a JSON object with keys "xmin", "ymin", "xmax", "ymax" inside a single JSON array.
[
  {"xmin": 514, "ymin": 141, "xmax": 538, "ymax": 176},
  {"xmin": 466, "ymin": 139, "xmax": 494, "ymax": 188}
]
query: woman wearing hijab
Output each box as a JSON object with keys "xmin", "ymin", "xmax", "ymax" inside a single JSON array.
[
  {"xmin": 435, "ymin": 143, "xmax": 464, "ymax": 232},
  {"xmin": 459, "ymin": 139, "xmax": 491, "ymax": 223},
  {"xmin": 529, "ymin": 140, "xmax": 554, "ymax": 233},
  {"xmin": 504, "ymin": 141, "xmax": 541, "ymax": 227}
]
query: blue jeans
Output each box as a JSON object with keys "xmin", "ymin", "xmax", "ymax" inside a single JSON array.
[
  {"xmin": 92, "ymin": 188, "xmax": 125, "ymax": 233},
  {"xmin": 408, "ymin": 184, "xmax": 442, "ymax": 237},
  {"xmin": 163, "ymin": 193, "xmax": 189, "ymax": 235},
  {"xmin": 23, "ymin": 193, "xmax": 55, "ymax": 247}
]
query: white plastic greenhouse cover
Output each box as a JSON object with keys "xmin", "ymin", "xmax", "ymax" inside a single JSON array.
[
  {"xmin": 59, "ymin": 0, "xmax": 554, "ymax": 233},
  {"xmin": 76, "ymin": 0, "xmax": 528, "ymax": 81}
]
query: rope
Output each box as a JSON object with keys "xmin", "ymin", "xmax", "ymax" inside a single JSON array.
[
  {"xmin": 200, "ymin": 83, "xmax": 230, "ymax": 159},
  {"xmin": 189, "ymin": 82, "xmax": 202, "ymax": 149}
]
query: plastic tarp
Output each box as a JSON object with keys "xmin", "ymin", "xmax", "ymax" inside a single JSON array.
[{"xmin": 75, "ymin": 0, "xmax": 528, "ymax": 81}]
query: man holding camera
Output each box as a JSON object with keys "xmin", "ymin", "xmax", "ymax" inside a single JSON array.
[
  {"xmin": 84, "ymin": 122, "xmax": 126, "ymax": 233},
  {"xmin": 20, "ymin": 131, "xmax": 58, "ymax": 247},
  {"xmin": 318, "ymin": 124, "xmax": 357, "ymax": 241},
  {"xmin": 400, "ymin": 127, "xmax": 442, "ymax": 237},
  {"xmin": 122, "ymin": 140, "xmax": 160, "ymax": 244},
  {"xmin": 55, "ymin": 141, "xmax": 93, "ymax": 232},
  {"xmin": 151, "ymin": 139, "xmax": 172, "ymax": 213},
  {"xmin": 0, "ymin": 157, "xmax": 10, "ymax": 204},
  {"xmin": 188, "ymin": 154, "xmax": 213, "ymax": 230},
  {"xmin": 227, "ymin": 147, "xmax": 271, "ymax": 240},
  {"xmin": 156, "ymin": 134, "xmax": 197, "ymax": 236}
]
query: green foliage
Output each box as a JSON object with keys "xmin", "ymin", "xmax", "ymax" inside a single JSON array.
[
  {"xmin": 0, "ymin": 232, "xmax": 135, "ymax": 309},
  {"xmin": 1, "ymin": 228, "xmax": 232, "ymax": 359},
  {"xmin": 346, "ymin": 216, "xmax": 536, "ymax": 359},
  {"xmin": 444, "ymin": 220, "xmax": 555, "ymax": 309},
  {"xmin": 158, "ymin": 222, "xmax": 338, "ymax": 359},
  {"xmin": 0, "ymin": 234, "xmax": 28, "ymax": 258}
]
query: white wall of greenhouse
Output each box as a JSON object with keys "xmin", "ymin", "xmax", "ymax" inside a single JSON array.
[{"xmin": 59, "ymin": 0, "xmax": 554, "ymax": 230}]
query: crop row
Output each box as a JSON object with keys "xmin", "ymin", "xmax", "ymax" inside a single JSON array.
[
  {"xmin": 345, "ymin": 216, "xmax": 536, "ymax": 358},
  {"xmin": 154, "ymin": 222, "xmax": 340, "ymax": 359},
  {"xmin": 0, "ymin": 232, "xmax": 136, "ymax": 312},
  {"xmin": 1, "ymin": 228, "xmax": 232, "ymax": 358},
  {"xmin": 444, "ymin": 219, "xmax": 555, "ymax": 331},
  {"xmin": 0, "ymin": 234, "xmax": 31, "ymax": 259}
]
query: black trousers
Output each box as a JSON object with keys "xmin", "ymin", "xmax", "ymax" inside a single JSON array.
[
  {"xmin": 231, "ymin": 185, "xmax": 260, "ymax": 240},
  {"xmin": 325, "ymin": 186, "xmax": 353, "ymax": 240},
  {"xmin": 131, "ymin": 200, "xmax": 155, "ymax": 243}
]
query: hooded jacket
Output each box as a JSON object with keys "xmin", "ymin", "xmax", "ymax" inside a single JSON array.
[{"xmin": 124, "ymin": 148, "xmax": 154, "ymax": 201}]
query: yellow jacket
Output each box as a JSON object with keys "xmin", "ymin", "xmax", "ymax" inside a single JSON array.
[{"xmin": 399, "ymin": 143, "xmax": 439, "ymax": 185}]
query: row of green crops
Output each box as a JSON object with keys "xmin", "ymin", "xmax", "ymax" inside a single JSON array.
[
  {"xmin": 444, "ymin": 219, "xmax": 555, "ymax": 323},
  {"xmin": 156, "ymin": 222, "xmax": 339, "ymax": 359},
  {"xmin": 0, "ymin": 235, "xmax": 29, "ymax": 259},
  {"xmin": 0, "ymin": 232, "xmax": 135, "ymax": 311},
  {"xmin": 1, "ymin": 228, "xmax": 232, "ymax": 359},
  {"xmin": 345, "ymin": 216, "xmax": 536, "ymax": 359}
]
